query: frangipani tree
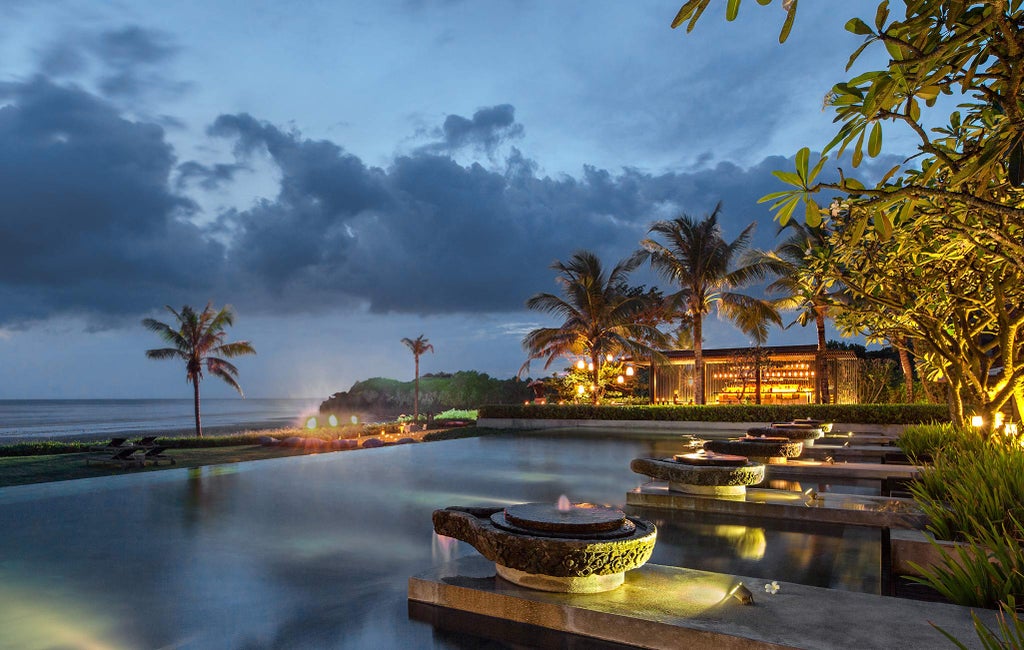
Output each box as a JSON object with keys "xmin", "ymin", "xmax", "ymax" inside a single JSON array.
[{"xmin": 673, "ymin": 0, "xmax": 1024, "ymax": 428}]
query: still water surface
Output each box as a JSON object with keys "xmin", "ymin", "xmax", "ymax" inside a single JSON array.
[{"xmin": 0, "ymin": 433, "xmax": 880, "ymax": 648}]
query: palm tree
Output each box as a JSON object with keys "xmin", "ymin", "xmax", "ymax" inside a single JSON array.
[
  {"xmin": 143, "ymin": 303, "xmax": 256, "ymax": 438},
  {"xmin": 752, "ymin": 220, "xmax": 838, "ymax": 403},
  {"xmin": 401, "ymin": 335, "xmax": 434, "ymax": 420},
  {"xmin": 642, "ymin": 205, "xmax": 779, "ymax": 405},
  {"xmin": 521, "ymin": 250, "xmax": 667, "ymax": 404}
]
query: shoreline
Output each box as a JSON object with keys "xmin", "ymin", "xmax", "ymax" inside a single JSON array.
[{"xmin": 0, "ymin": 420, "xmax": 298, "ymax": 446}]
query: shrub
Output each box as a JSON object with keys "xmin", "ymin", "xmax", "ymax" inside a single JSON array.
[
  {"xmin": 910, "ymin": 439, "xmax": 1024, "ymax": 542},
  {"xmin": 478, "ymin": 403, "xmax": 949, "ymax": 425},
  {"xmin": 433, "ymin": 409, "xmax": 478, "ymax": 421},
  {"xmin": 896, "ymin": 423, "xmax": 972, "ymax": 462}
]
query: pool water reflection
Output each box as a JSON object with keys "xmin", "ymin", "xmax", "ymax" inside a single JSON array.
[{"xmin": 0, "ymin": 433, "xmax": 880, "ymax": 648}]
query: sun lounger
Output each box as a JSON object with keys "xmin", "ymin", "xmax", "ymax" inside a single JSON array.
[
  {"xmin": 135, "ymin": 436, "xmax": 158, "ymax": 447},
  {"xmin": 88, "ymin": 437, "xmax": 131, "ymax": 452},
  {"xmin": 85, "ymin": 447, "xmax": 143, "ymax": 469},
  {"xmin": 141, "ymin": 446, "xmax": 175, "ymax": 466}
]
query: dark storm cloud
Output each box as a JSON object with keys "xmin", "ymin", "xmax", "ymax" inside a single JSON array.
[
  {"xmin": 36, "ymin": 26, "xmax": 184, "ymax": 98},
  {"xmin": 0, "ymin": 81, "xmax": 900, "ymax": 327},
  {"xmin": 208, "ymin": 109, "xmax": 895, "ymax": 316},
  {"xmin": 0, "ymin": 77, "xmax": 223, "ymax": 325},
  {"xmin": 418, "ymin": 104, "xmax": 524, "ymax": 154},
  {"xmin": 176, "ymin": 161, "xmax": 249, "ymax": 190}
]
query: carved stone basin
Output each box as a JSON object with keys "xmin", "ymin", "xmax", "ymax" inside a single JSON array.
[
  {"xmin": 631, "ymin": 454, "xmax": 765, "ymax": 497},
  {"xmin": 432, "ymin": 503, "xmax": 656, "ymax": 593},
  {"xmin": 747, "ymin": 424, "xmax": 824, "ymax": 446},
  {"xmin": 704, "ymin": 437, "xmax": 804, "ymax": 464}
]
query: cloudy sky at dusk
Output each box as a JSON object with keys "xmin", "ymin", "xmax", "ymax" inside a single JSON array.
[{"xmin": 0, "ymin": 1, "xmax": 895, "ymax": 399}]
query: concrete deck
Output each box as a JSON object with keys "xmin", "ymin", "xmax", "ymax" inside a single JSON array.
[
  {"xmin": 627, "ymin": 483, "xmax": 927, "ymax": 529},
  {"xmin": 765, "ymin": 460, "xmax": 920, "ymax": 483},
  {"xmin": 409, "ymin": 556, "xmax": 995, "ymax": 649}
]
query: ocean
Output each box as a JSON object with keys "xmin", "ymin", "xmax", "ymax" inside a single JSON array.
[{"xmin": 0, "ymin": 398, "xmax": 329, "ymax": 444}]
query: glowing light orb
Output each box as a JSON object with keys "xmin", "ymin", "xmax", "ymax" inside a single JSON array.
[
  {"xmin": 305, "ymin": 417, "xmax": 317, "ymax": 429},
  {"xmin": 971, "ymin": 415, "xmax": 984, "ymax": 427},
  {"xmin": 576, "ymin": 360, "xmax": 585, "ymax": 370},
  {"xmin": 616, "ymin": 375, "xmax": 625, "ymax": 384},
  {"xmin": 626, "ymin": 366, "xmax": 634, "ymax": 376},
  {"xmin": 350, "ymin": 415, "xmax": 359, "ymax": 425},
  {"xmin": 328, "ymin": 414, "xmax": 338, "ymax": 427},
  {"xmin": 576, "ymin": 385, "xmax": 585, "ymax": 395}
]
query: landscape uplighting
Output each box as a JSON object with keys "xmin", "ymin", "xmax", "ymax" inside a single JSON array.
[
  {"xmin": 971, "ymin": 415, "xmax": 984, "ymax": 428},
  {"xmin": 728, "ymin": 582, "xmax": 754, "ymax": 605}
]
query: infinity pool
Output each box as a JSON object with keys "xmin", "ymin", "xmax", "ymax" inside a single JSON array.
[{"xmin": 0, "ymin": 433, "xmax": 880, "ymax": 648}]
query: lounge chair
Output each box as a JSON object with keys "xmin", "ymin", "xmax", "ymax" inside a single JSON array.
[
  {"xmin": 88, "ymin": 437, "xmax": 130, "ymax": 452},
  {"xmin": 141, "ymin": 446, "xmax": 175, "ymax": 466},
  {"xmin": 135, "ymin": 436, "xmax": 158, "ymax": 447},
  {"xmin": 85, "ymin": 447, "xmax": 143, "ymax": 469}
]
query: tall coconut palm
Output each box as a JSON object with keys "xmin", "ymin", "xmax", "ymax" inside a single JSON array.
[
  {"xmin": 143, "ymin": 303, "xmax": 256, "ymax": 438},
  {"xmin": 752, "ymin": 220, "xmax": 840, "ymax": 403},
  {"xmin": 401, "ymin": 335, "xmax": 434, "ymax": 420},
  {"xmin": 642, "ymin": 205, "xmax": 779, "ymax": 405},
  {"xmin": 521, "ymin": 250, "xmax": 667, "ymax": 404}
]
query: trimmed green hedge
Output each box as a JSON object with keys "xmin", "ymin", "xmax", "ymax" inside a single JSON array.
[{"xmin": 477, "ymin": 403, "xmax": 949, "ymax": 425}]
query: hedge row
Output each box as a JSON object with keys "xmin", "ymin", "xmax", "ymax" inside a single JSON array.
[{"xmin": 477, "ymin": 403, "xmax": 950, "ymax": 425}]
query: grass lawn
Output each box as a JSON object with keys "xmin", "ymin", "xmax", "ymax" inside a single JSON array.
[{"xmin": 0, "ymin": 425, "xmax": 493, "ymax": 488}]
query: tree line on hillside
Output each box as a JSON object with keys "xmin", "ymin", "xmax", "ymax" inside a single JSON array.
[{"xmin": 319, "ymin": 371, "xmax": 533, "ymax": 416}]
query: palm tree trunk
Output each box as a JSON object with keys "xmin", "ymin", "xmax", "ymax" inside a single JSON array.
[
  {"xmin": 414, "ymin": 355, "xmax": 420, "ymax": 420},
  {"xmin": 192, "ymin": 376, "xmax": 203, "ymax": 438},
  {"xmin": 591, "ymin": 353, "xmax": 601, "ymax": 405},
  {"xmin": 815, "ymin": 308, "xmax": 829, "ymax": 404},
  {"xmin": 896, "ymin": 339, "xmax": 914, "ymax": 402},
  {"xmin": 694, "ymin": 315, "xmax": 704, "ymax": 405}
]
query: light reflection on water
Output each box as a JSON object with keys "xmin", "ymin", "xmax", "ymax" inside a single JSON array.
[{"xmin": 0, "ymin": 433, "xmax": 881, "ymax": 648}]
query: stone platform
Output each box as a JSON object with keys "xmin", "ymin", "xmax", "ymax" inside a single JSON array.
[
  {"xmin": 765, "ymin": 460, "xmax": 920, "ymax": 482},
  {"xmin": 409, "ymin": 556, "xmax": 994, "ymax": 649},
  {"xmin": 627, "ymin": 483, "xmax": 927, "ymax": 529}
]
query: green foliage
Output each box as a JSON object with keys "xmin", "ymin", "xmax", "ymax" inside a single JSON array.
[
  {"xmin": 936, "ymin": 598, "xmax": 1024, "ymax": 650},
  {"xmin": 479, "ymin": 402, "xmax": 948, "ymax": 425},
  {"xmin": 910, "ymin": 439, "xmax": 1024, "ymax": 542},
  {"xmin": 320, "ymin": 371, "xmax": 532, "ymax": 413},
  {"xmin": 433, "ymin": 409, "xmax": 478, "ymax": 421},
  {"xmin": 896, "ymin": 423, "xmax": 971, "ymax": 462},
  {"xmin": 908, "ymin": 514, "xmax": 1024, "ymax": 611}
]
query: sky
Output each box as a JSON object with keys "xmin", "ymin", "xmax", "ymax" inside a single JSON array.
[{"xmin": 0, "ymin": 0, "xmax": 896, "ymax": 399}]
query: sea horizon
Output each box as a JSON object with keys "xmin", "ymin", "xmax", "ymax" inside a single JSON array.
[{"xmin": 0, "ymin": 397, "xmax": 384, "ymax": 444}]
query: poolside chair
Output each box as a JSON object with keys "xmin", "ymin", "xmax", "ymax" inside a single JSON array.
[
  {"xmin": 88, "ymin": 437, "xmax": 130, "ymax": 452},
  {"xmin": 85, "ymin": 447, "xmax": 143, "ymax": 469},
  {"xmin": 135, "ymin": 436, "xmax": 158, "ymax": 447},
  {"xmin": 141, "ymin": 446, "xmax": 175, "ymax": 466}
]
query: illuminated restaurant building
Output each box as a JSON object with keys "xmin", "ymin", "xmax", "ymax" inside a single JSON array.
[{"xmin": 649, "ymin": 344, "xmax": 860, "ymax": 405}]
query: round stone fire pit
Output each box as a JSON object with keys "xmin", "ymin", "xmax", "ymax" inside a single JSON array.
[
  {"xmin": 631, "ymin": 452, "xmax": 765, "ymax": 497},
  {"xmin": 747, "ymin": 424, "xmax": 824, "ymax": 446},
  {"xmin": 703, "ymin": 437, "xmax": 804, "ymax": 464},
  {"xmin": 432, "ymin": 502, "xmax": 656, "ymax": 593}
]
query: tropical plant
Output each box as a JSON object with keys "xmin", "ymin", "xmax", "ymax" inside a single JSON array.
[
  {"xmin": 521, "ymin": 250, "xmax": 667, "ymax": 404},
  {"xmin": 752, "ymin": 220, "xmax": 838, "ymax": 403},
  {"xmin": 143, "ymin": 303, "xmax": 256, "ymax": 438},
  {"xmin": 896, "ymin": 422, "xmax": 968, "ymax": 463},
  {"xmin": 642, "ymin": 206, "xmax": 780, "ymax": 404},
  {"xmin": 671, "ymin": 1, "xmax": 1024, "ymax": 429},
  {"xmin": 401, "ymin": 334, "xmax": 434, "ymax": 420}
]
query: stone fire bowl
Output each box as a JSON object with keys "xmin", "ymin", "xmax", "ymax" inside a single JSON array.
[
  {"xmin": 704, "ymin": 438, "xmax": 804, "ymax": 464},
  {"xmin": 432, "ymin": 506, "xmax": 656, "ymax": 593},
  {"xmin": 630, "ymin": 456, "xmax": 765, "ymax": 496},
  {"xmin": 747, "ymin": 425, "xmax": 823, "ymax": 446}
]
